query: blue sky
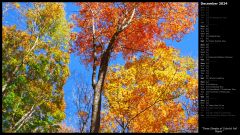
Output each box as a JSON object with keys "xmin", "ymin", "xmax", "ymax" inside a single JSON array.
[{"xmin": 3, "ymin": 2, "xmax": 198, "ymax": 132}]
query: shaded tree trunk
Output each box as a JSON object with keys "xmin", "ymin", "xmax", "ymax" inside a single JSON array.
[
  {"xmin": 90, "ymin": 32, "xmax": 120, "ymax": 133},
  {"xmin": 2, "ymin": 37, "xmax": 38, "ymax": 96},
  {"xmin": 90, "ymin": 7, "xmax": 136, "ymax": 133},
  {"xmin": 12, "ymin": 105, "xmax": 36, "ymax": 132}
]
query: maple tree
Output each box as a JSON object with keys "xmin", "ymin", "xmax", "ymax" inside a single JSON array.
[
  {"xmin": 102, "ymin": 44, "xmax": 198, "ymax": 133},
  {"xmin": 2, "ymin": 3, "xmax": 71, "ymax": 133},
  {"xmin": 71, "ymin": 2, "xmax": 198, "ymax": 132}
]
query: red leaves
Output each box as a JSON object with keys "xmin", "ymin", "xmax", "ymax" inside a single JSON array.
[
  {"xmin": 70, "ymin": 32, "xmax": 77, "ymax": 40},
  {"xmin": 69, "ymin": 24, "xmax": 74, "ymax": 29},
  {"xmin": 78, "ymin": 111, "xmax": 89, "ymax": 121},
  {"xmin": 72, "ymin": 3, "xmax": 197, "ymax": 66}
]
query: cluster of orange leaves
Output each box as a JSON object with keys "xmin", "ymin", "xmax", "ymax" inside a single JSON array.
[{"xmin": 72, "ymin": 2, "xmax": 197, "ymax": 65}]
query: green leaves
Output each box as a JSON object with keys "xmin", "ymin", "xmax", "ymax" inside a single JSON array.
[
  {"xmin": 2, "ymin": 3, "xmax": 71, "ymax": 133},
  {"xmin": 16, "ymin": 75, "xmax": 27, "ymax": 84},
  {"xmin": 3, "ymin": 91, "xmax": 16, "ymax": 107},
  {"xmin": 25, "ymin": 3, "xmax": 71, "ymax": 46}
]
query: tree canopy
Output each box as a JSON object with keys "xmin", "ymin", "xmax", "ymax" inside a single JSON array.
[
  {"xmin": 2, "ymin": 3, "xmax": 71, "ymax": 132},
  {"xmin": 102, "ymin": 43, "xmax": 198, "ymax": 133}
]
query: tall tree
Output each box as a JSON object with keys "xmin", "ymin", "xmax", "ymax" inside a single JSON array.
[
  {"xmin": 2, "ymin": 3, "xmax": 71, "ymax": 132},
  {"xmin": 72, "ymin": 2, "xmax": 197, "ymax": 132}
]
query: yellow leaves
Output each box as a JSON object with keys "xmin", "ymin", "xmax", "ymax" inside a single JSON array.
[
  {"xmin": 46, "ymin": 101, "xmax": 58, "ymax": 113},
  {"xmin": 15, "ymin": 4, "xmax": 20, "ymax": 9},
  {"xmin": 68, "ymin": 2, "xmax": 198, "ymax": 132},
  {"xmin": 9, "ymin": 57, "xmax": 18, "ymax": 65},
  {"xmin": 2, "ymin": 3, "xmax": 72, "ymax": 131},
  {"xmin": 187, "ymin": 115, "xmax": 198, "ymax": 130},
  {"xmin": 103, "ymin": 44, "xmax": 197, "ymax": 132},
  {"xmin": 60, "ymin": 101, "xmax": 66, "ymax": 111},
  {"xmin": 13, "ymin": 3, "xmax": 20, "ymax": 9},
  {"xmin": 188, "ymin": 116, "xmax": 196, "ymax": 125},
  {"xmin": 25, "ymin": 3, "xmax": 71, "ymax": 45},
  {"xmin": 180, "ymin": 56, "xmax": 195, "ymax": 70},
  {"xmin": 180, "ymin": 111, "xmax": 185, "ymax": 118},
  {"xmin": 52, "ymin": 109, "xmax": 66, "ymax": 120},
  {"xmin": 162, "ymin": 110, "xmax": 167, "ymax": 117},
  {"xmin": 163, "ymin": 125, "xmax": 169, "ymax": 133},
  {"xmin": 186, "ymin": 76, "xmax": 198, "ymax": 100}
]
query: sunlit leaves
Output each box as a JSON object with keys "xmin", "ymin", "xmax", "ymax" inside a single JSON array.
[
  {"xmin": 70, "ymin": 3, "xmax": 198, "ymax": 132},
  {"xmin": 78, "ymin": 111, "xmax": 88, "ymax": 120},
  {"xmin": 25, "ymin": 3, "xmax": 71, "ymax": 45},
  {"xmin": 103, "ymin": 44, "xmax": 198, "ymax": 133},
  {"xmin": 2, "ymin": 3, "xmax": 71, "ymax": 133},
  {"xmin": 2, "ymin": 2, "xmax": 199, "ymax": 133},
  {"xmin": 13, "ymin": 2, "xmax": 20, "ymax": 9},
  {"xmin": 57, "ymin": 123, "xmax": 75, "ymax": 133},
  {"xmin": 72, "ymin": 2, "xmax": 197, "ymax": 65}
]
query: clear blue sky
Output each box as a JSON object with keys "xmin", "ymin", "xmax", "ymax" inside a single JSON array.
[{"xmin": 3, "ymin": 2, "xmax": 198, "ymax": 132}]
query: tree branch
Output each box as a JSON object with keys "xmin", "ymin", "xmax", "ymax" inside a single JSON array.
[
  {"xmin": 125, "ymin": 69, "xmax": 179, "ymax": 128},
  {"xmin": 120, "ymin": 8, "xmax": 135, "ymax": 32},
  {"xmin": 12, "ymin": 104, "xmax": 36, "ymax": 132},
  {"xmin": 121, "ymin": 46, "xmax": 153, "ymax": 56},
  {"xmin": 92, "ymin": 16, "xmax": 97, "ymax": 90},
  {"xmin": 2, "ymin": 36, "xmax": 39, "ymax": 95}
]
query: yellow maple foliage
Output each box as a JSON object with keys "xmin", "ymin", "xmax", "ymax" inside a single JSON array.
[{"xmin": 102, "ymin": 43, "xmax": 198, "ymax": 133}]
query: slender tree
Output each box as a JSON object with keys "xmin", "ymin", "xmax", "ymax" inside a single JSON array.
[{"xmin": 2, "ymin": 3, "xmax": 71, "ymax": 132}]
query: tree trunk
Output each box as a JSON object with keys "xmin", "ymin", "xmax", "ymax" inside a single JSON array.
[
  {"xmin": 90, "ymin": 51, "xmax": 111, "ymax": 132},
  {"xmin": 90, "ymin": 83, "xmax": 102, "ymax": 133},
  {"xmin": 2, "ymin": 37, "xmax": 38, "ymax": 96},
  {"xmin": 12, "ymin": 105, "xmax": 36, "ymax": 132},
  {"xmin": 90, "ymin": 8, "xmax": 136, "ymax": 132},
  {"xmin": 90, "ymin": 32, "xmax": 120, "ymax": 133}
]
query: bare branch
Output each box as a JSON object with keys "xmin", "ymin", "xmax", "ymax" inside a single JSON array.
[
  {"xmin": 120, "ymin": 8, "xmax": 136, "ymax": 31},
  {"xmin": 92, "ymin": 17, "xmax": 97, "ymax": 89},
  {"xmin": 125, "ymin": 69, "xmax": 179, "ymax": 128},
  {"xmin": 121, "ymin": 46, "xmax": 153, "ymax": 56},
  {"xmin": 12, "ymin": 104, "xmax": 36, "ymax": 132}
]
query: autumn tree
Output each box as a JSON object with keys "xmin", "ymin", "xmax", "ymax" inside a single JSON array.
[
  {"xmin": 102, "ymin": 45, "xmax": 198, "ymax": 133},
  {"xmin": 71, "ymin": 2, "xmax": 197, "ymax": 132},
  {"xmin": 2, "ymin": 3, "xmax": 71, "ymax": 132}
]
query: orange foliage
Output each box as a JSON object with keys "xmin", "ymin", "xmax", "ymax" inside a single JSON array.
[{"xmin": 72, "ymin": 2, "xmax": 197, "ymax": 64}]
